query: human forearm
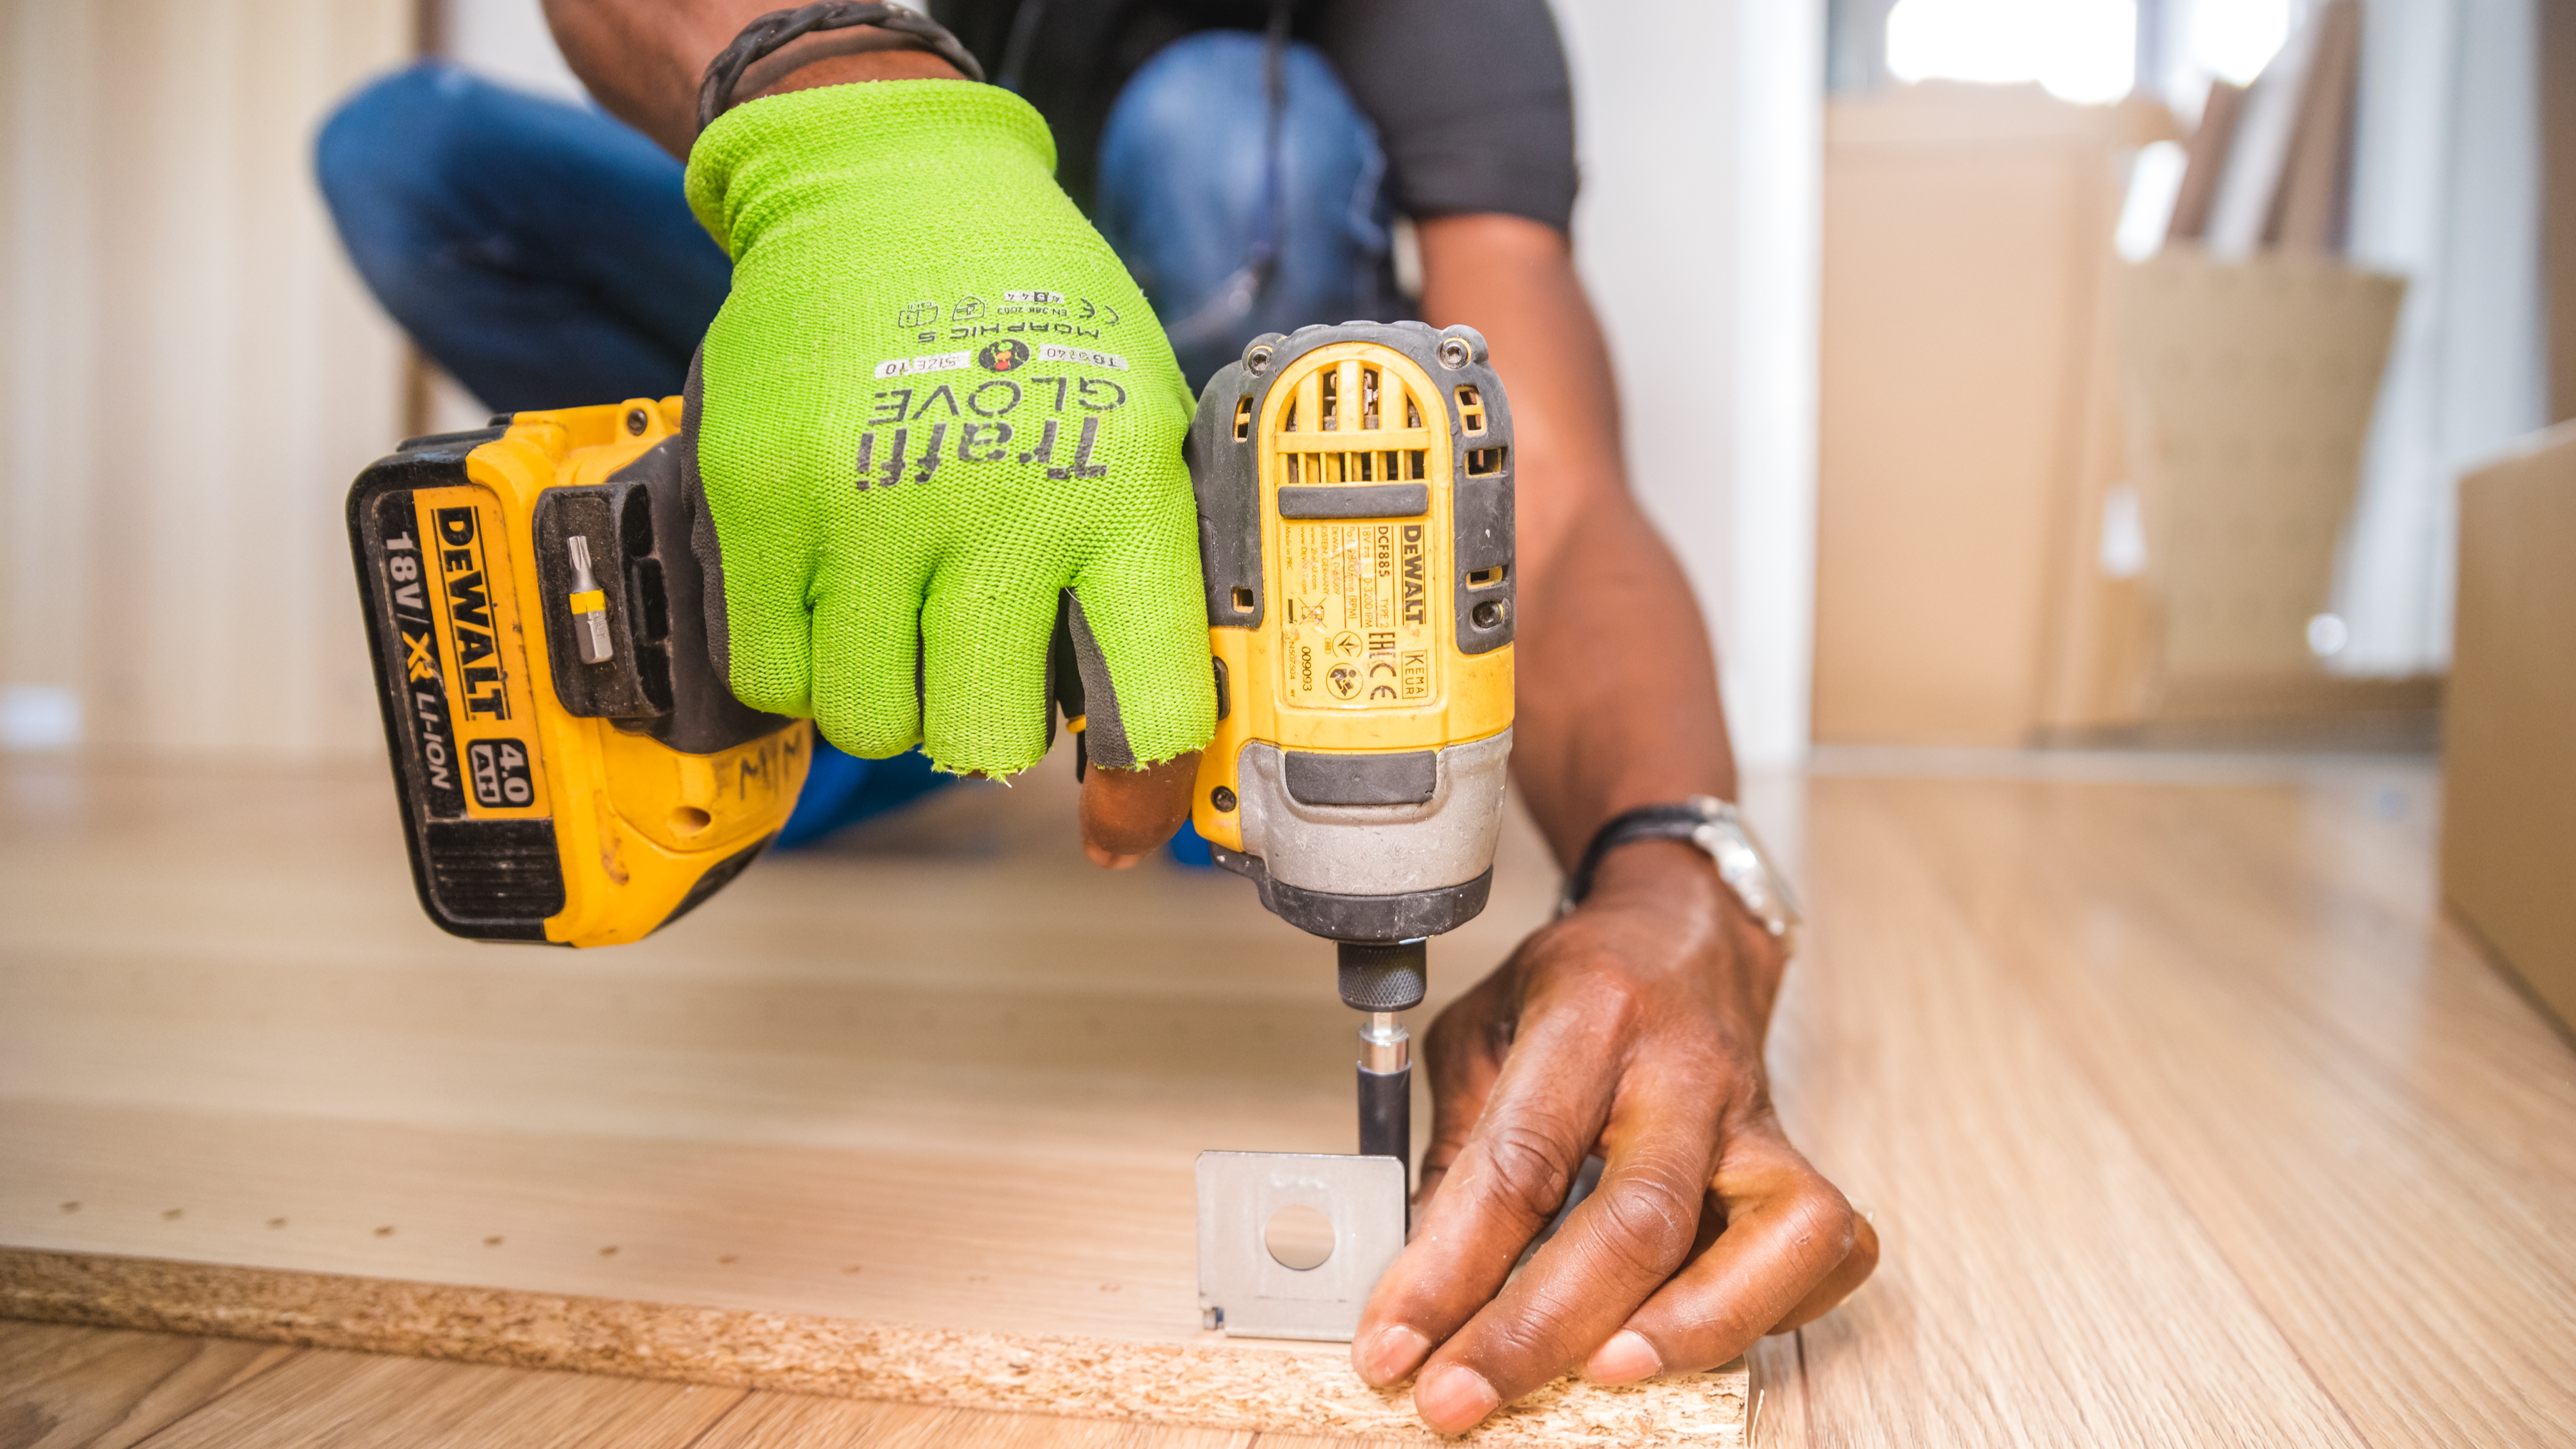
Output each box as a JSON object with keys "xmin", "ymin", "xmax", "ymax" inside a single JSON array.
[
  {"xmin": 540, "ymin": 0, "xmax": 960, "ymax": 157},
  {"xmin": 1414, "ymin": 215, "xmax": 1737, "ymax": 866}
]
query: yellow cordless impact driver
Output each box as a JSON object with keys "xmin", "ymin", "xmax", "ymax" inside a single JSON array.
[
  {"xmin": 346, "ymin": 322, "xmax": 1516, "ymax": 1174},
  {"xmin": 1181, "ymin": 321, "xmax": 1516, "ymax": 1169}
]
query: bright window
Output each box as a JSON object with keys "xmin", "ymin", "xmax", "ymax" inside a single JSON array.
[
  {"xmin": 1884, "ymin": 0, "xmax": 2140, "ymax": 104},
  {"xmin": 2189, "ymin": 0, "xmax": 2293, "ymax": 84}
]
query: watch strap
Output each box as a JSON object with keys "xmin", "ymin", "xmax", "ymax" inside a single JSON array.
[
  {"xmin": 1561, "ymin": 796, "xmax": 1802, "ymax": 955},
  {"xmin": 1563, "ymin": 801, "xmax": 1714, "ymax": 911},
  {"xmin": 698, "ymin": 1, "xmax": 987, "ymax": 136}
]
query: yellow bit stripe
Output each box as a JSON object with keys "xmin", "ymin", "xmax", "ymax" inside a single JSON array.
[{"xmin": 569, "ymin": 589, "xmax": 606, "ymax": 615}]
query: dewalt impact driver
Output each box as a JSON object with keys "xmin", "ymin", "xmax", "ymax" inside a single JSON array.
[
  {"xmin": 347, "ymin": 322, "xmax": 1514, "ymax": 1172},
  {"xmin": 1184, "ymin": 321, "xmax": 1515, "ymax": 1170}
]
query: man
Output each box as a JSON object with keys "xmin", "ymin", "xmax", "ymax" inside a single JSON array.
[{"xmin": 316, "ymin": 1, "xmax": 1875, "ymax": 1433}]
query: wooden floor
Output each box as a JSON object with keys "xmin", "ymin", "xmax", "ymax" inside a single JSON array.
[
  {"xmin": 4, "ymin": 744, "xmax": 2573, "ymax": 1445},
  {"xmin": 0, "ymin": 1317, "xmax": 1355, "ymax": 1449}
]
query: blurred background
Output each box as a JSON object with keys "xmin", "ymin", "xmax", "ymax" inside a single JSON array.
[{"xmin": 0, "ymin": 0, "xmax": 2565, "ymax": 770}]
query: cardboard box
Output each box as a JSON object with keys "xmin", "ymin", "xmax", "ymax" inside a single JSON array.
[
  {"xmin": 1813, "ymin": 82, "xmax": 2412, "ymax": 745},
  {"xmin": 1813, "ymin": 85, "xmax": 2172, "ymax": 745},
  {"xmin": 2444, "ymin": 422, "xmax": 2576, "ymax": 1034},
  {"xmin": 2119, "ymin": 249, "xmax": 2405, "ymax": 716}
]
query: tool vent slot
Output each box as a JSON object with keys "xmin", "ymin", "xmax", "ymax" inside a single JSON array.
[
  {"xmin": 1361, "ymin": 367, "xmax": 1382, "ymax": 429},
  {"xmin": 1465, "ymin": 446, "xmax": 1506, "ymax": 477},
  {"xmin": 1468, "ymin": 565, "xmax": 1508, "ymax": 588},
  {"xmin": 1233, "ymin": 394, "xmax": 1254, "ymax": 441},
  {"xmin": 1456, "ymin": 385, "xmax": 1487, "ymax": 434},
  {"xmin": 1319, "ymin": 369, "xmax": 1340, "ymax": 431}
]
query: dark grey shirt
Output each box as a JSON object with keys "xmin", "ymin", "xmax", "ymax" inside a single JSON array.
[{"xmin": 931, "ymin": 0, "xmax": 1579, "ymax": 230}]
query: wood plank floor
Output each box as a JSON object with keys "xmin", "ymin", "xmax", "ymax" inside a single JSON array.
[
  {"xmin": 0, "ymin": 1318, "xmax": 1329, "ymax": 1448},
  {"xmin": 4, "ymin": 745, "xmax": 2572, "ymax": 1445}
]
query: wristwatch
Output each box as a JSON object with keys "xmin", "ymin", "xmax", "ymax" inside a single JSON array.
[{"xmin": 1560, "ymin": 795, "xmax": 1803, "ymax": 959}]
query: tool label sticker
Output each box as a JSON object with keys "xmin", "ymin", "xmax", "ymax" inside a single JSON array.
[
  {"xmin": 410, "ymin": 487, "xmax": 549, "ymax": 819},
  {"xmin": 1278, "ymin": 519, "xmax": 1436, "ymax": 711},
  {"xmin": 1037, "ymin": 343, "xmax": 1128, "ymax": 371},
  {"xmin": 376, "ymin": 491, "xmax": 469, "ymax": 821},
  {"xmin": 467, "ymin": 738, "xmax": 536, "ymax": 809},
  {"xmin": 874, "ymin": 351, "xmax": 972, "ymax": 379}
]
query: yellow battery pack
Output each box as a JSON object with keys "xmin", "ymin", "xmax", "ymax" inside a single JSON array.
[{"xmin": 347, "ymin": 399, "xmax": 809, "ymax": 947}]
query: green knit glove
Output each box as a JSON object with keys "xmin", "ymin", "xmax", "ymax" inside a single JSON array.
[{"xmin": 681, "ymin": 80, "xmax": 1213, "ymax": 776}]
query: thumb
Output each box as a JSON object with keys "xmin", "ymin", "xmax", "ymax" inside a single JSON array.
[{"xmin": 1078, "ymin": 752, "xmax": 1199, "ymax": 868}]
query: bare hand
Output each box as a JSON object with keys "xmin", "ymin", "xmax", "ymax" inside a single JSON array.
[{"xmin": 1350, "ymin": 840, "xmax": 1878, "ymax": 1433}]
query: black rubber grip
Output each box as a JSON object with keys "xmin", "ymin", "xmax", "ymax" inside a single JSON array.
[{"xmin": 1359, "ymin": 1063, "xmax": 1411, "ymax": 1171}]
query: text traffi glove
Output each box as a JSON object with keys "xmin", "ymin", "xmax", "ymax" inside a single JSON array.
[{"xmin": 683, "ymin": 80, "xmax": 1214, "ymax": 776}]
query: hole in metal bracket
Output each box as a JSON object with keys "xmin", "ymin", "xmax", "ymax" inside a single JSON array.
[{"xmin": 1264, "ymin": 1204, "xmax": 1335, "ymax": 1271}]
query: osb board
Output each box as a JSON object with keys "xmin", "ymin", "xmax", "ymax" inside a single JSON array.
[{"xmin": 0, "ymin": 1251, "xmax": 1747, "ymax": 1445}]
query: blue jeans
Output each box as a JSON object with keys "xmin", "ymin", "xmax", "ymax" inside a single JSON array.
[{"xmin": 316, "ymin": 36, "xmax": 1395, "ymax": 845}]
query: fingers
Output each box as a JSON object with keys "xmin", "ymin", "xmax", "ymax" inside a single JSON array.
[
  {"xmin": 1771, "ymin": 1209, "xmax": 1879, "ymax": 1335},
  {"xmin": 1350, "ymin": 976, "xmax": 1515, "ymax": 1389},
  {"xmin": 1078, "ymin": 752, "xmax": 1198, "ymax": 867},
  {"xmin": 917, "ymin": 557, "xmax": 1058, "ymax": 776},
  {"xmin": 1397, "ymin": 1082, "xmax": 1727, "ymax": 1433},
  {"xmin": 707, "ymin": 560, "xmax": 814, "ymax": 716},
  {"xmin": 806, "ymin": 556, "xmax": 937, "ymax": 758},
  {"xmin": 1582, "ymin": 1121, "xmax": 1870, "ymax": 1384},
  {"xmin": 1063, "ymin": 535, "xmax": 1216, "ymax": 773},
  {"xmin": 687, "ymin": 454, "xmax": 816, "ymax": 721},
  {"xmin": 1349, "ymin": 977, "xmax": 1649, "ymax": 1406}
]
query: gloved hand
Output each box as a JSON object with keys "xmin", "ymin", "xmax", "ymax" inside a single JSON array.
[{"xmin": 681, "ymin": 79, "xmax": 1214, "ymax": 782}]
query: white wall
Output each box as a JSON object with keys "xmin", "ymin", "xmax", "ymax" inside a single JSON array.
[
  {"xmin": 1, "ymin": 0, "xmax": 414, "ymax": 758},
  {"xmin": 2340, "ymin": 0, "xmax": 2547, "ymax": 675},
  {"xmin": 1553, "ymin": 0, "xmax": 1825, "ymax": 769},
  {"xmin": 445, "ymin": 0, "xmax": 584, "ymax": 100}
]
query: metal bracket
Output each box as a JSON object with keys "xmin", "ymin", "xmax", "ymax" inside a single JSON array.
[{"xmin": 1196, "ymin": 1151, "xmax": 1405, "ymax": 1341}]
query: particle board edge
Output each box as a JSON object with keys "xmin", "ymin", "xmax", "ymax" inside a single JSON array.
[{"xmin": 0, "ymin": 1248, "xmax": 1746, "ymax": 1447}]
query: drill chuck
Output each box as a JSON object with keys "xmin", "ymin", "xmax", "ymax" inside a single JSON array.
[{"xmin": 1337, "ymin": 940, "xmax": 1428, "ymax": 1013}]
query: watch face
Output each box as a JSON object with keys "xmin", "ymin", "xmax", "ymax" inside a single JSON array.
[{"xmin": 1692, "ymin": 814, "xmax": 1802, "ymax": 941}]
